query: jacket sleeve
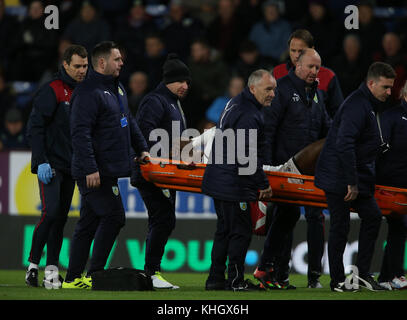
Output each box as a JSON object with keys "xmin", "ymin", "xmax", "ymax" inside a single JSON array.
[
  {"xmin": 318, "ymin": 93, "xmax": 332, "ymax": 138},
  {"xmin": 70, "ymin": 89, "xmax": 99, "ymax": 175},
  {"xmin": 135, "ymin": 95, "xmax": 165, "ymax": 149},
  {"xmin": 326, "ymin": 75, "xmax": 344, "ymax": 118},
  {"xmin": 262, "ymin": 88, "xmax": 285, "ymax": 165},
  {"xmin": 236, "ymin": 113, "xmax": 269, "ymax": 190},
  {"xmin": 128, "ymin": 112, "xmax": 148, "ymax": 155},
  {"xmin": 335, "ymin": 103, "xmax": 364, "ymax": 186},
  {"xmin": 375, "ymin": 109, "xmax": 394, "ymax": 180},
  {"xmin": 27, "ymin": 84, "xmax": 57, "ymax": 171}
]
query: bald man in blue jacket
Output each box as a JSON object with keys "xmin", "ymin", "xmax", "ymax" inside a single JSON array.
[{"xmin": 202, "ymin": 69, "xmax": 274, "ymax": 291}]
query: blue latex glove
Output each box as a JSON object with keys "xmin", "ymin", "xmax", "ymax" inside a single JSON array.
[{"xmin": 38, "ymin": 163, "xmax": 53, "ymax": 184}]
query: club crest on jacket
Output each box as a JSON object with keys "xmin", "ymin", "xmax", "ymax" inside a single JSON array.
[{"xmin": 112, "ymin": 186, "xmax": 119, "ymax": 196}]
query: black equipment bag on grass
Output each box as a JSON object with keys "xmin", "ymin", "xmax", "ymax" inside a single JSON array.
[{"xmin": 92, "ymin": 267, "xmax": 154, "ymax": 291}]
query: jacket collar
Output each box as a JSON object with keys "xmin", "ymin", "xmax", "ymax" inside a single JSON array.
[
  {"xmin": 288, "ymin": 69, "xmax": 318, "ymax": 106},
  {"xmin": 286, "ymin": 60, "xmax": 294, "ymax": 71},
  {"xmin": 58, "ymin": 66, "xmax": 78, "ymax": 88},
  {"xmin": 242, "ymin": 86, "xmax": 263, "ymax": 111},
  {"xmin": 155, "ymin": 82, "xmax": 179, "ymax": 100},
  {"xmin": 88, "ymin": 68, "xmax": 119, "ymax": 92},
  {"xmin": 359, "ymin": 82, "xmax": 387, "ymax": 113}
]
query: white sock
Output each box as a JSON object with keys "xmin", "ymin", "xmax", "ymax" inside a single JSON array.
[{"xmin": 28, "ymin": 263, "xmax": 38, "ymax": 271}]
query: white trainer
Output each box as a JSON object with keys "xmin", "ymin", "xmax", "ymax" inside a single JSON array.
[
  {"xmin": 378, "ymin": 281, "xmax": 393, "ymax": 291},
  {"xmin": 391, "ymin": 276, "xmax": 407, "ymax": 290},
  {"xmin": 151, "ymin": 272, "xmax": 179, "ymax": 289}
]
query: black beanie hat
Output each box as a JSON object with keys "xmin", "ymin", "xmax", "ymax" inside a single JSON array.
[{"xmin": 163, "ymin": 53, "xmax": 191, "ymax": 84}]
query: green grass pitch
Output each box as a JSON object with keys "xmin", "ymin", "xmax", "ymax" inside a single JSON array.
[{"xmin": 1, "ymin": 270, "xmax": 407, "ymax": 300}]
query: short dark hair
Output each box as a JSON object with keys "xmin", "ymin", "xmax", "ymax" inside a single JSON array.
[
  {"xmin": 288, "ymin": 29, "xmax": 314, "ymax": 48},
  {"xmin": 62, "ymin": 45, "xmax": 88, "ymax": 65},
  {"xmin": 367, "ymin": 62, "xmax": 396, "ymax": 81},
  {"xmin": 91, "ymin": 41, "xmax": 120, "ymax": 68}
]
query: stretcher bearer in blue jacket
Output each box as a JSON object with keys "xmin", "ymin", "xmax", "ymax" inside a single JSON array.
[
  {"xmin": 315, "ymin": 62, "xmax": 396, "ymax": 292},
  {"xmin": 202, "ymin": 69, "xmax": 275, "ymax": 291},
  {"xmin": 273, "ymin": 29, "xmax": 344, "ymax": 289},
  {"xmin": 376, "ymin": 81, "xmax": 407, "ymax": 290},
  {"xmin": 63, "ymin": 41, "xmax": 149, "ymax": 289},
  {"xmin": 254, "ymin": 49, "xmax": 331, "ymax": 290},
  {"xmin": 131, "ymin": 53, "xmax": 191, "ymax": 289},
  {"xmin": 25, "ymin": 45, "xmax": 88, "ymax": 288}
]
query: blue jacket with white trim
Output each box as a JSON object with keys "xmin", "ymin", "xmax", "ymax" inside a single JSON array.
[
  {"xmin": 315, "ymin": 83, "xmax": 383, "ymax": 196},
  {"xmin": 202, "ymin": 87, "xmax": 269, "ymax": 202},
  {"xmin": 263, "ymin": 69, "xmax": 331, "ymax": 166},
  {"xmin": 131, "ymin": 82, "xmax": 187, "ymax": 187},
  {"xmin": 70, "ymin": 69, "xmax": 148, "ymax": 179},
  {"xmin": 376, "ymin": 100, "xmax": 407, "ymax": 188}
]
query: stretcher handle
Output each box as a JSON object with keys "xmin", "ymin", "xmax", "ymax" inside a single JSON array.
[
  {"xmin": 297, "ymin": 187, "xmax": 315, "ymax": 192},
  {"xmin": 137, "ymin": 156, "xmax": 150, "ymax": 165},
  {"xmin": 176, "ymin": 162, "xmax": 197, "ymax": 170},
  {"xmin": 394, "ymin": 202, "xmax": 407, "ymax": 206}
]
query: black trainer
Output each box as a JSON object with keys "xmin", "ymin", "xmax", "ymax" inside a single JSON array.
[
  {"xmin": 230, "ymin": 279, "xmax": 266, "ymax": 292},
  {"xmin": 278, "ymin": 278, "xmax": 297, "ymax": 290},
  {"xmin": 25, "ymin": 268, "xmax": 39, "ymax": 287},
  {"xmin": 308, "ymin": 271, "xmax": 323, "ymax": 288},
  {"xmin": 331, "ymin": 282, "xmax": 359, "ymax": 292},
  {"xmin": 353, "ymin": 274, "xmax": 386, "ymax": 291},
  {"xmin": 205, "ymin": 280, "xmax": 226, "ymax": 291},
  {"xmin": 308, "ymin": 279, "xmax": 323, "ymax": 288}
]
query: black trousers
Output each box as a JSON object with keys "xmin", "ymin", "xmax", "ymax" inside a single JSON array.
[
  {"xmin": 275, "ymin": 206, "xmax": 325, "ymax": 281},
  {"xmin": 138, "ymin": 183, "xmax": 176, "ymax": 275},
  {"xmin": 65, "ymin": 177, "xmax": 125, "ymax": 281},
  {"xmin": 378, "ymin": 214, "xmax": 407, "ymax": 282},
  {"xmin": 258, "ymin": 203, "xmax": 301, "ymax": 271},
  {"xmin": 208, "ymin": 199, "xmax": 253, "ymax": 288},
  {"xmin": 326, "ymin": 192, "xmax": 382, "ymax": 286},
  {"xmin": 28, "ymin": 170, "xmax": 75, "ymax": 266}
]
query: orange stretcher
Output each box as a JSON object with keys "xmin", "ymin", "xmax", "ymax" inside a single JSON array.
[{"xmin": 140, "ymin": 157, "xmax": 407, "ymax": 215}]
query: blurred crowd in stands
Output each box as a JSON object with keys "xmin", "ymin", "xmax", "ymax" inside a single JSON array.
[{"xmin": 0, "ymin": 0, "xmax": 406, "ymax": 151}]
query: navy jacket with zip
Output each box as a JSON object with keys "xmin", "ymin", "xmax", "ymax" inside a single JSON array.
[
  {"xmin": 263, "ymin": 69, "xmax": 331, "ymax": 166},
  {"xmin": 131, "ymin": 82, "xmax": 187, "ymax": 187},
  {"xmin": 70, "ymin": 69, "xmax": 148, "ymax": 179},
  {"xmin": 376, "ymin": 99, "xmax": 407, "ymax": 188},
  {"xmin": 201, "ymin": 87, "xmax": 269, "ymax": 202},
  {"xmin": 315, "ymin": 82, "xmax": 383, "ymax": 196},
  {"xmin": 27, "ymin": 67, "xmax": 78, "ymax": 174},
  {"xmin": 273, "ymin": 60, "xmax": 344, "ymax": 118}
]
